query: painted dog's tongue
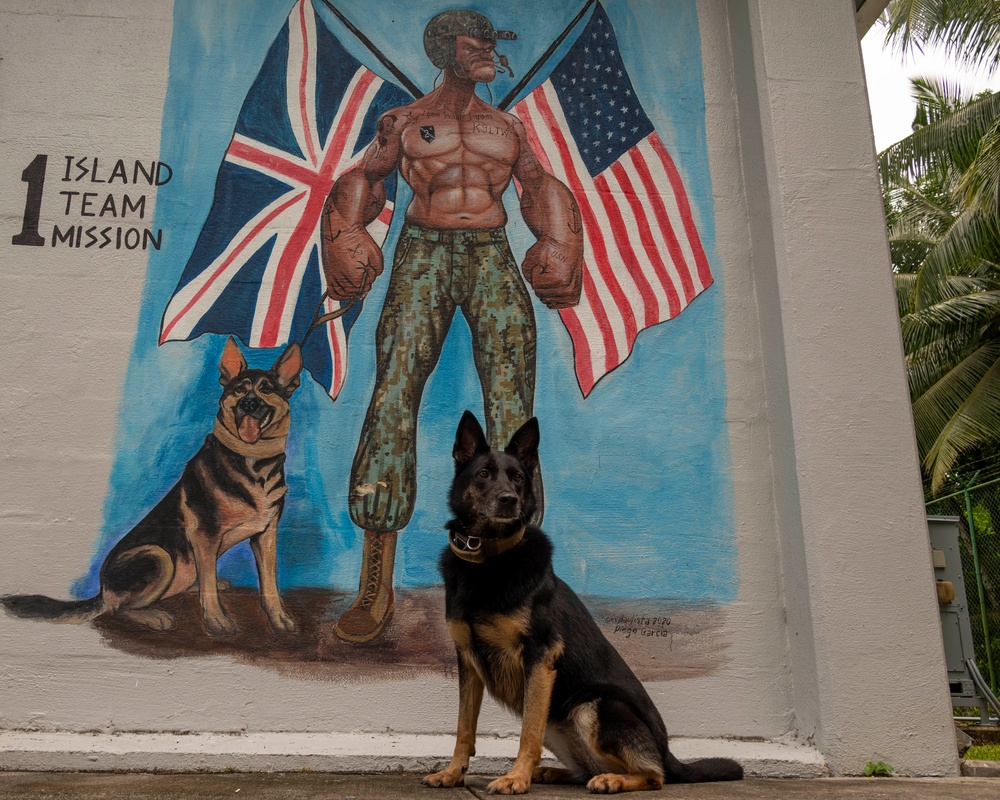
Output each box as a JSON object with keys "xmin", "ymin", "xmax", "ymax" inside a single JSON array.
[{"xmin": 238, "ymin": 414, "xmax": 262, "ymax": 444}]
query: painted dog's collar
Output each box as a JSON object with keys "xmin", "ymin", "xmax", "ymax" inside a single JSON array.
[
  {"xmin": 448, "ymin": 525, "xmax": 525, "ymax": 564},
  {"xmin": 212, "ymin": 418, "xmax": 287, "ymax": 459}
]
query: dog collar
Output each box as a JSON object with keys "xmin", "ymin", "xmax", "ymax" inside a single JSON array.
[
  {"xmin": 448, "ymin": 526, "xmax": 525, "ymax": 564},
  {"xmin": 212, "ymin": 419, "xmax": 287, "ymax": 459}
]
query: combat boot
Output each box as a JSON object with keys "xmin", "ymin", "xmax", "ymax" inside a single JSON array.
[{"xmin": 334, "ymin": 530, "xmax": 396, "ymax": 643}]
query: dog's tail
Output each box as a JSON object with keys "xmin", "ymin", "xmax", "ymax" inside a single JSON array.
[
  {"xmin": 0, "ymin": 593, "xmax": 104, "ymax": 623},
  {"xmin": 663, "ymin": 749, "xmax": 744, "ymax": 783}
]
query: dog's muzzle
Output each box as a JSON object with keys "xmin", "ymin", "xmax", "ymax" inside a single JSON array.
[
  {"xmin": 238, "ymin": 394, "xmax": 269, "ymax": 418},
  {"xmin": 235, "ymin": 393, "xmax": 274, "ymax": 444}
]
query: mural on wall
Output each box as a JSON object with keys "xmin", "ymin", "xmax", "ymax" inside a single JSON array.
[
  {"xmin": 3, "ymin": 339, "xmax": 304, "ymax": 635},
  {"xmin": 5, "ymin": 0, "xmax": 734, "ymax": 680}
]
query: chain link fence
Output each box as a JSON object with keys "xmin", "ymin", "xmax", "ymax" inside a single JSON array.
[{"xmin": 927, "ymin": 477, "xmax": 1000, "ymax": 695}]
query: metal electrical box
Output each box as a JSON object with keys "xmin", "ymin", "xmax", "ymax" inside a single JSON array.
[{"xmin": 928, "ymin": 516, "xmax": 991, "ymax": 720}]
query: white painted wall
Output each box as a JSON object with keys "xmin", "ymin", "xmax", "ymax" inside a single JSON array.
[
  {"xmin": 716, "ymin": 0, "xmax": 958, "ymax": 777},
  {"xmin": 0, "ymin": 0, "xmax": 957, "ymax": 777}
]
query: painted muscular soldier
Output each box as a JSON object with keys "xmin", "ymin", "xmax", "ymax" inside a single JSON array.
[{"xmin": 321, "ymin": 10, "xmax": 583, "ymax": 643}]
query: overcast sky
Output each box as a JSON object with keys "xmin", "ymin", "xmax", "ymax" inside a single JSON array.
[{"xmin": 861, "ymin": 24, "xmax": 1000, "ymax": 152}]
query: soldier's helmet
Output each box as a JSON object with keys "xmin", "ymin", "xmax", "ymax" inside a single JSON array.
[{"xmin": 423, "ymin": 9, "xmax": 515, "ymax": 69}]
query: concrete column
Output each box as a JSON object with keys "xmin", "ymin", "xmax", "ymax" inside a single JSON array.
[{"xmin": 728, "ymin": 0, "xmax": 958, "ymax": 776}]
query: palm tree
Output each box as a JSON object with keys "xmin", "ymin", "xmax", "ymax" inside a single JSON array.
[
  {"xmin": 879, "ymin": 75, "xmax": 1000, "ymax": 494},
  {"xmin": 884, "ymin": 0, "xmax": 1000, "ymax": 224},
  {"xmin": 883, "ymin": 1, "xmax": 1000, "ymax": 70}
]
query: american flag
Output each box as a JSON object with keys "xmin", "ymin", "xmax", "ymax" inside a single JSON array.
[
  {"xmin": 159, "ymin": 0, "xmax": 411, "ymax": 399},
  {"xmin": 515, "ymin": 2, "xmax": 713, "ymax": 396}
]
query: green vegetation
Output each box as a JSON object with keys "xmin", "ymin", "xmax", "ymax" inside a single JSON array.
[
  {"xmin": 863, "ymin": 760, "xmax": 895, "ymax": 777},
  {"xmin": 880, "ymin": 1, "xmax": 1000, "ymax": 494},
  {"xmin": 966, "ymin": 744, "xmax": 1000, "ymax": 760}
]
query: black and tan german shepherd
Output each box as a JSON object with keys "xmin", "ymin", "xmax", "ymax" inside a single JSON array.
[
  {"xmin": 1, "ymin": 337, "xmax": 302, "ymax": 637},
  {"xmin": 423, "ymin": 412, "xmax": 743, "ymax": 794}
]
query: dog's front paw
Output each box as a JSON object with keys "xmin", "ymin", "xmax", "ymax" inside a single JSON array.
[
  {"xmin": 203, "ymin": 610, "xmax": 237, "ymax": 636},
  {"xmin": 121, "ymin": 608, "xmax": 175, "ymax": 631},
  {"xmin": 486, "ymin": 773, "xmax": 531, "ymax": 795},
  {"xmin": 586, "ymin": 774, "xmax": 626, "ymax": 794},
  {"xmin": 143, "ymin": 610, "xmax": 173, "ymax": 630},
  {"xmin": 421, "ymin": 768, "xmax": 465, "ymax": 788},
  {"xmin": 533, "ymin": 767, "xmax": 573, "ymax": 784},
  {"xmin": 267, "ymin": 607, "xmax": 297, "ymax": 633}
]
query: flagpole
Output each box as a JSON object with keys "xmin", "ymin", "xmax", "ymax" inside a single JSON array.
[
  {"xmin": 315, "ymin": 0, "xmax": 424, "ymax": 99},
  {"xmin": 497, "ymin": 0, "xmax": 597, "ymax": 111}
]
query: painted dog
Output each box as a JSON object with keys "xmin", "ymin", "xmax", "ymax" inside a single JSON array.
[{"xmin": 2, "ymin": 338, "xmax": 302, "ymax": 636}]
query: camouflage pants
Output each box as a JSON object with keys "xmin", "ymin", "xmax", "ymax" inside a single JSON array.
[{"xmin": 349, "ymin": 223, "xmax": 538, "ymax": 532}]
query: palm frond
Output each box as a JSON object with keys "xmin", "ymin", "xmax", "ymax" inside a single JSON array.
[
  {"xmin": 879, "ymin": 89, "xmax": 1000, "ymax": 184},
  {"xmin": 896, "ymin": 272, "xmax": 918, "ymax": 316},
  {"xmin": 957, "ymin": 115, "xmax": 1000, "ymax": 219},
  {"xmin": 913, "ymin": 208, "xmax": 1000, "ymax": 307},
  {"xmin": 891, "ymin": 240, "xmax": 934, "ymax": 283},
  {"xmin": 923, "ymin": 350, "xmax": 1000, "ymax": 492},
  {"xmin": 911, "ymin": 337, "xmax": 1000, "ymax": 457},
  {"xmin": 907, "ymin": 328, "xmax": 986, "ymax": 396},
  {"xmin": 900, "ymin": 288, "xmax": 1000, "ymax": 351},
  {"xmin": 884, "ymin": 0, "xmax": 1000, "ymax": 75},
  {"xmin": 894, "ymin": 272, "xmax": 992, "ymax": 316},
  {"xmin": 911, "ymin": 74, "xmax": 979, "ymax": 123},
  {"xmin": 885, "ymin": 182, "xmax": 957, "ymax": 233}
]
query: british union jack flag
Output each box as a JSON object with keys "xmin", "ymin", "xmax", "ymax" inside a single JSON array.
[{"xmin": 159, "ymin": 0, "xmax": 411, "ymax": 399}]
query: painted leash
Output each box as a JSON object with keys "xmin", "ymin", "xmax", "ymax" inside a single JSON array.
[{"xmin": 300, "ymin": 264, "xmax": 373, "ymax": 347}]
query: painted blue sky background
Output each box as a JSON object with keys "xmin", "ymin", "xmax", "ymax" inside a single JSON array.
[{"xmin": 77, "ymin": 0, "xmax": 735, "ymax": 604}]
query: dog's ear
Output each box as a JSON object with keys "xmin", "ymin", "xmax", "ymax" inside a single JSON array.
[
  {"xmin": 505, "ymin": 417, "xmax": 539, "ymax": 471},
  {"xmin": 454, "ymin": 411, "xmax": 489, "ymax": 468},
  {"xmin": 272, "ymin": 341, "xmax": 303, "ymax": 394},
  {"xmin": 219, "ymin": 337, "xmax": 248, "ymax": 385}
]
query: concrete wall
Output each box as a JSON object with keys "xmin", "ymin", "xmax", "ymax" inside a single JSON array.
[
  {"xmin": 717, "ymin": 0, "xmax": 958, "ymax": 775},
  {"xmin": 0, "ymin": 0, "xmax": 958, "ymax": 777}
]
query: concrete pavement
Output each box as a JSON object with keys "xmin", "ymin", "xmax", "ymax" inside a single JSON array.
[{"xmin": 0, "ymin": 773, "xmax": 996, "ymax": 799}]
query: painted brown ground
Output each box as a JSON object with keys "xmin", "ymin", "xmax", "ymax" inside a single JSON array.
[{"xmin": 94, "ymin": 588, "xmax": 728, "ymax": 682}]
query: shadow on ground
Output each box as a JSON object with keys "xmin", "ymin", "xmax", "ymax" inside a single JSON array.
[{"xmin": 94, "ymin": 587, "xmax": 730, "ymax": 682}]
